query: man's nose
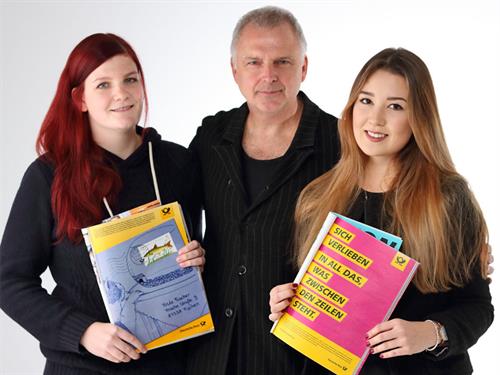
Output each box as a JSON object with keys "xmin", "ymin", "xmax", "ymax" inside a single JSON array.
[{"xmin": 261, "ymin": 63, "xmax": 278, "ymax": 82}]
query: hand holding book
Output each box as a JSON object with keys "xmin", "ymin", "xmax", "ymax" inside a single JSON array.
[
  {"xmin": 269, "ymin": 283, "xmax": 298, "ymax": 322},
  {"xmin": 366, "ymin": 319, "xmax": 442, "ymax": 358},
  {"xmin": 79, "ymin": 238, "xmax": 207, "ymax": 363},
  {"xmin": 80, "ymin": 322, "xmax": 147, "ymax": 363},
  {"xmin": 176, "ymin": 240, "xmax": 206, "ymax": 271}
]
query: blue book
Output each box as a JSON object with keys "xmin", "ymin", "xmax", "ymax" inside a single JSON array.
[{"xmin": 334, "ymin": 213, "xmax": 402, "ymax": 250}]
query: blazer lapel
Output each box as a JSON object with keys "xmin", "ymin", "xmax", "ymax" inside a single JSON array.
[{"xmin": 213, "ymin": 104, "xmax": 249, "ymax": 206}]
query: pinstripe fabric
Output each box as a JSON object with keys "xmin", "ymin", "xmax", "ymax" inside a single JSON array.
[{"xmin": 187, "ymin": 92, "xmax": 340, "ymax": 375}]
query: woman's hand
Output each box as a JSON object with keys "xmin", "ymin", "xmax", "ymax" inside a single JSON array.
[
  {"xmin": 268, "ymin": 283, "xmax": 297, "ymax": 322},
  {"xmin": 176, "ymin": 240, "xmax": 206, "ymax": 272},
  {"xmin": 366, "ymin": 319, "xmax": 438, "ymax": 358},
  {"xmin": 80, "ymin": 322, "xmax": 147, "ymax": 363}
]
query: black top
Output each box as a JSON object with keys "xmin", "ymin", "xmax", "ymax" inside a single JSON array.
[
  {"xmin": 306, "ymin": 188, "xmax": 493, "ymax": 375},
  {"xmin": 241, "ymin": 152, "xmax": 285, "ymax": 204},
  {"xmin": 186, "ymin": 91, "xmax": 341, "ymax": 375},
  {"xmin": 349, "ymin": 189, "xmax": 386, "ymax": 229},
  {"xmin": 0, "ymin": 127, "xmax": 202, "ymax": 375}
]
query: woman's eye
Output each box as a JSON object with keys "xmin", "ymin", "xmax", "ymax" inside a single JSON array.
[
  {"xmin": 125, "ymin": 77, "xmax": 138, "ymax": 84},
  {"xmin": 389, "ymin": 103, "xmax": 404, "ymax": 110},
  {"xmin": 359, "ymin": 97, "xmax": 372, "ymax": 105},
  {"xmin": 96, "ymin": 82, "xmax": 109, "ymax": 89}
]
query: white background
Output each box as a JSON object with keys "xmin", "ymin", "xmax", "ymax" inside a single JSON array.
[{"xmin": 0, "ymin": 0, "xmax": 498, "ymax": 374}]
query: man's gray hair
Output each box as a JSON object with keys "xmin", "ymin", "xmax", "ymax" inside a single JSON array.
[{"xmin": 230, "ymin": 6, "xmax": 307, "ymax": 59}]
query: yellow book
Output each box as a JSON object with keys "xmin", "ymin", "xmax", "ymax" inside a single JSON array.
[{"xmin": 82, "ymin": 202, "xmax": 214, "ymax": 350}]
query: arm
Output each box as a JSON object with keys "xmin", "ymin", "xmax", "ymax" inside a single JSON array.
[
  {"xmin": 425, "ymin": 270, "xmax": 493, "ymax": 359},
  {"xmin": 368, "ymin": 182, "xmax": 493, "ymax": 360},
  {"xmin": 0, "ymin": 161, "xmax": 148, "ymax": 362},
  {"xmin": 0, "ymin": 160, "xmax": 95, "ymax": 353},
  {"xmin": 426, "ymin": 181, "xmax": 494, "ymax": 359},
  {"xmin": 367, "ymin": 271, "xmax": 492, "ymax": 360}
]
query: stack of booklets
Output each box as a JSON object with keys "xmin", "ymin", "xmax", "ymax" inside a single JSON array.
[
  {"xmin": 82, "ymin": 201, "xmax": 214, "ymax": 350},
  {"xmin": 271, "ymin": 212, "xmax": 419, "ymax": 375}
]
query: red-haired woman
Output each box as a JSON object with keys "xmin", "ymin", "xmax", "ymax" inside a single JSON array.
[
  {"xmin": 0, "ymin": 33, "xmax": 204, "ymax": 374},
  {"xmin": 269, "ymin": 48, "xmax": 493, "ymax": 374}
]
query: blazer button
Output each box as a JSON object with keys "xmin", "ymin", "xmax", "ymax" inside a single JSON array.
[
  {"xmin": 237, "ymin": 265, "xmax": 247, "ymax": 276},
  {"xmin": 225, "ymin": 307, "xmax": 234, "ymax": 318},
  {"xmin": 227, "ymin": 179, "xmax": 232, "ymax": 186}
]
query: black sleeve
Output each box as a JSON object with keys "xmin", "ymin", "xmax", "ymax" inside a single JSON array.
[
  {"xmin": 426, "ymin": 185, "xmax": 493, "ymax": 359},
  {"xmin": 426, "ymin": 271, "xmax": 493, "ymax": 359},
  {"xmin": 0, "ymin": 160, "xmax": 95, "ymax": 353}
]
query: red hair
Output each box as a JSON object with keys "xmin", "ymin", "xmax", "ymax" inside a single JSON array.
[{"xmin": 36, "ymin": 33, "xmax": 149, "ymax": 243}]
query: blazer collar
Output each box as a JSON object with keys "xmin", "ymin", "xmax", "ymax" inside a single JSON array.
[
  {"xmin": 288, "ymin": 91, "xmax": 319, "ymax": 150},
  {"xmin": 221, "ymin": 102, "xmax": 248, "ymax": 145},
  {"xmin": 220, "ymin": 91, "xmax": 317, "ymax": 148}
]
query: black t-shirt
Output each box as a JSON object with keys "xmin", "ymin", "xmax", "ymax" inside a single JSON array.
[{"xmin": 241, "ymin": 151, "xmax": 285, "ymax": 204}]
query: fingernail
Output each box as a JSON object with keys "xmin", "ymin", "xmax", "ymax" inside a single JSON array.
[
  {"xmin": 292, "ymin": 283, "xmax": 298, "ymax": 288},
  {"xmin": 365, "ymin": 333, "xmax": 369, "ymax": 339},
  {"xmin": 370, "ymin": 348, "xmax": 375, "ymax": 354},
  {"xmin": 379, "ymin": 354, "xmax": 384, "ymax": 359},
  {"xmin": 366, "ymin": 341, "xmax": 370, "ymax": 347}
]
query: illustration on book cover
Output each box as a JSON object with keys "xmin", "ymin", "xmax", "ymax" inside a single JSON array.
[{"xmin": 94, "ymin": 218, "xmax": 209, "ymax": 344}]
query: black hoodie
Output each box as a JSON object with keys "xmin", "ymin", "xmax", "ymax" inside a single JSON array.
[{"xmin": 0, "ymin": 127, "xmax": 201, "ymax": 374}]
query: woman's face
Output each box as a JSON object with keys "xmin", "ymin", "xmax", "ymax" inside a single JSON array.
[
  {"xmin": 81, "ymin": 54, "xmax": 143, "ymax": 138},
  {"xmin": 352, "ymin": 69, "xmax": 413, "ymax": 164}
]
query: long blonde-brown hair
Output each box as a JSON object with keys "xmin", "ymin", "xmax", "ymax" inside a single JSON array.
[{"xmin": 295, "ymin": 48, "xmax": 489, "ymax": 293}]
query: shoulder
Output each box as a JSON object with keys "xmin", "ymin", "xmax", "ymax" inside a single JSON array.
[
  {"xmin": 21, "ymin": 156, "xmax": 54, "ymax": 189},
  {"xmin": 6, "ymin": 157, "xmax": 55, "ymax": 227},
  {"xmin": 195, "ymin": 105, "xmax": 246, "ymax": 141},
  {"xmin": 441, "ymin": 174, "xmax": 477, "ymax": 213},
  {"xmin": 441, "ymin": 173, "xmax": 486, "ymax": 256},
  {"xmin": 155, "ymin": 140, "xmax": 197, "ymax": 172},
  {"xmin": 301, "ymin": 91, "xmax": 338, "ymax": 126},
  {"xmin": 300, "ymin": 92, "xmax": 340, "ymax": 160}
]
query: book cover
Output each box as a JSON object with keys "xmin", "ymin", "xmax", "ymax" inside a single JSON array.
[
  {"xmin": 271, "ymin": 213, "xmax": 418, "ymax": 375},
  {"xmin": 82, "ymin": 202, "xmax": 214, "ymax": 350}
]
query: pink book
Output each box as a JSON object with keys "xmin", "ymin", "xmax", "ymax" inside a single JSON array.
[{"xmin": 271, "ymin": 213, "xmax": 419, "ymax": 375}]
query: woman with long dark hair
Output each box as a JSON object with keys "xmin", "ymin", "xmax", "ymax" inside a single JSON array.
[
  {"xmin": 269, "ymin": 48, "xmax": 493, "ymax": 374},
  {"xmin": 0, "ymin": 33, "xmax": 204, "ymax": 374}
]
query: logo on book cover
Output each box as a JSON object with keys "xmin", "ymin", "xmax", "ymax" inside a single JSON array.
[{"xmin": 391, "ymin": 252, "xmax": 410, "ymax": 271}]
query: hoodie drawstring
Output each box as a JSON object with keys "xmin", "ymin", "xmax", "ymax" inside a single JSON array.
[
  {"xmin": 102, "ymin": 141, "xmax": 161, "ymax": 218},
  {"xmin": 148, "ymin": 141, "xmax": 162, "ymax": 205}
]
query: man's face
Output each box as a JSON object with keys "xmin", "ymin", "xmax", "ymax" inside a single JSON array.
[{"xmin": 231, "ymin": 22, "xmax": 308, "ymax": 118}]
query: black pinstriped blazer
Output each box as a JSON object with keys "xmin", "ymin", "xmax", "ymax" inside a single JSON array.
[{"xmin": 186, "ymin": 92, "xmax": 340, "ymax": 375}]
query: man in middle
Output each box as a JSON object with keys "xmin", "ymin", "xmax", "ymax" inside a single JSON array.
[{"xmin": 187, "ymin": 6, "xmax": 340, "ymax": 375}]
